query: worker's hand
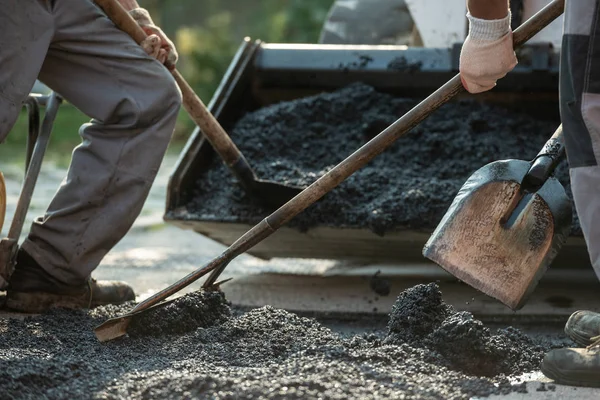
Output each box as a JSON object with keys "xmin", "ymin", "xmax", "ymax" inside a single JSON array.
[
  {"xmin": 459, "ymin": 12, "xmax": 517, "ymax": 94},
  {"xmin": 128, "ymin": 8, "xmax": 178, "ymax": 69}
]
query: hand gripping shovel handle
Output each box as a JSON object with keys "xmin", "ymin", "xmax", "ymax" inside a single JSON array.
[
  {"xmin": 95, "ymin": 0, "xmax": 565, "ymax": 331},
  {"xmin": 94, "ymin": 0, "xmax": 260, "ymax": 188}
]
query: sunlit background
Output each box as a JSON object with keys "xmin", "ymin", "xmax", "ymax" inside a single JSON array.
[{"xmin": 0, "ymin": 0, "xmax": 334, "ymax": 165}]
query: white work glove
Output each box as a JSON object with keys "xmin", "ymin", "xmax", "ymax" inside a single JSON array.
[
  {"xmin": 129, "ymin": 8, "xmax": 178, "ymax": 69},
  {"xmin": 459, "ymin": 12, "xmax": 517, "ymax": 94}
]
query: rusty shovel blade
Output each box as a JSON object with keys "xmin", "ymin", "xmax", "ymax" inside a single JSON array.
[
  {"xmin": 94, "ymin": 297, "xmax": 179, "ymax": 342},
  {"xmin": 94, "ymin": 316, "xmax": 131, "ymax": 342},
  {"xmin": 423, "ymin": 159, "xmax": 572, "ymax": 310}
]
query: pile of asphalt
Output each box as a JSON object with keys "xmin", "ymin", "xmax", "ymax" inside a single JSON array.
[
  {"xmin": 0, "ymin": 284, "xmax": 569, "ymax": 399},
  {"xmin": 185, "ymin": 82, "xmax": 579, "ymax": 236},
  {"xmin": 384, "ymin": 284, "xmax": 547, "ymax": 377}
]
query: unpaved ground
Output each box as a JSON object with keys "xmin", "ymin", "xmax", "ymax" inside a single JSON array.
[
  {"xmin": 184, "ymin": 83, "xmax": 577, "ymax": 236},
  {"xmin": 0, "ymin": 111, "xmax": 599, "ymax": 399},
  {"xmin": 0, "ymin": 284, "xmax": 573, "ymax": 399}
]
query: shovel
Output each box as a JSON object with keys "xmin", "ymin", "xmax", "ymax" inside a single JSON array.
[
  {"xmin": 93, "ymin": 0, "xmax": 565, "ymax": 342},
  {"xmin": 94, "ymin": 0, "xmax": 302, "ymax": 209},
  {"xmin": 423, "ymin": 125, "xmax": 572, "ymax": 310}
]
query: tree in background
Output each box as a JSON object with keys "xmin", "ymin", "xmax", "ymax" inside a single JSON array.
[{"xmin": 170, "ymin": 0, "xmax": 334, "ymax": 101}]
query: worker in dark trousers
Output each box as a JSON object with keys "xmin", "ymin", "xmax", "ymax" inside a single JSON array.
[
  {"xmin": 0, "ymin": 0, "xmax": 182, "ymax": 312},
  {"xmin": 460, "ymin": 0, "xmax": 600, "ymax": 388}
]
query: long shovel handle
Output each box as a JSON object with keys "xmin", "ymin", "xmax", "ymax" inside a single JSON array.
[
  {"xmin": 523, "ymin": 125, "xmax": 565, "ymax": 191},
  {"xmin": 202, "ymin": 0, "xmax": 566, "ymax": 287},
  {"xmin": 94, "ymin": 0, "xmax": 258, "ymax": 186}
]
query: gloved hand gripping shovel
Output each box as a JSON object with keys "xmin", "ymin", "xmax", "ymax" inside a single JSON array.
[
  {"xmin": 94, "ymin": 0, "xmax": 301, "ymax": 209},
  {"xmin": 93, "ymin": 0, "xmax": 565, "ymax": 342}
]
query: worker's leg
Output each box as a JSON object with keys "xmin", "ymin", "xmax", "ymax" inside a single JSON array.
[
  {"xmin": 18, "ymin": 0, "xmax": 182, "ymax": 287},
  {"xmin": 559, "ymin": 0, "xmax": 600, "ymax": 281},
  {"xmin": 0, "ymin": 1, "xmax": 53, "ymax": 143},
  {"xmin": 542, "ymin": 0, "xmax": 600, "ymax": 387}
]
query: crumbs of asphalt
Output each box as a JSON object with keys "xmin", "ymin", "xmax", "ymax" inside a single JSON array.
[
  {"xmin": 0, "ymin": 283, "xmax": 571, "ymax": 399},
  {"xmin": 185, "ymin": 82, "xmax": 578, "ymax": 237}
]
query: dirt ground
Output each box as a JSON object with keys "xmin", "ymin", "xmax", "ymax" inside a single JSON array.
[
  {"xmin": 0, "ymin": 284, "xmax": 575, "ymax": 399},
  {"xmin": 1, "ymin": 138, "xmax": 600, "ymax": 399}
]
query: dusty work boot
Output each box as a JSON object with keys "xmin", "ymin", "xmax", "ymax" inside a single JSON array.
[
  {"xmin": 5, "ymin": 249, "xmax": 135, "ymax": 313},
  {"xmin": 541, "ymin": 341, "xmax": 600, "ymax": 388},
  {"xmin": 564, "ymin": 310, "xmax": 600, "ymax": 347}
]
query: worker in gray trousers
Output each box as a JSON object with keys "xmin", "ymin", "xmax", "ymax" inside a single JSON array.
[
  {"xmin": 460, "ymin": 0, "xmax": 600, "ymax": 388},
  {"xmin": 0, "ymin": 0, "xmax": 182, "ymax": 312}
]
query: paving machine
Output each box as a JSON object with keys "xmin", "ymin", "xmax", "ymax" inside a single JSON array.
[{"xmin": 164, "ymin": 1, "xmax": 583, "ymax": 267}]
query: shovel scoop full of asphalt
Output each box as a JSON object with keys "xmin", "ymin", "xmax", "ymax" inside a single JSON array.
[{"xmin": 424, "ymin": 125, "xmax": 572, "ymax": 310}]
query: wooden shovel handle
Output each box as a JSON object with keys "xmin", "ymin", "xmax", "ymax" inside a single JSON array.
[
  {"xmin": 94, "ymin": 0, "xmax": 242, "ymax": 167},
  {"xmin": 533, "ymin": 125, "xmax": 564, "ymax": 165},
  {"xmin": 522, "ymin": 125, "xmax": 565, "ymax": 191},
  {"xmin": 549, "ymin": 124, "xmax": 564, "ymax": 141},
  {"xmin": 512, "ymin": 1, "xmax": 565, "ymax": 47}
]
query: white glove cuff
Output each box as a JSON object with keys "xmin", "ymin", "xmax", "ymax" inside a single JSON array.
[{"xmin": 467, "ymin": 11, "xmax": 511, "ymax": 41}]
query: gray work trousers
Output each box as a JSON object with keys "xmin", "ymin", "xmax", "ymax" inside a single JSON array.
[
  {"xmin": 0, "ymin": 0, "xmax": 182, "ymax": 286},
  {"xmin": 561, "ymin": 0, "xmax": 600, "ymax": 279}
]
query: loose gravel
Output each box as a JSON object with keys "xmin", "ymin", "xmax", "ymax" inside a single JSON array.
[
  {"xmin": 184, "ymin": 82, "xmax": 577, "ymax": 236},
  {"xmin": 0, "ymin": 283, "xmax": 570, "ymax": 399}
]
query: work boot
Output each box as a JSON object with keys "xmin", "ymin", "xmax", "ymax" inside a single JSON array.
[
  {"xmin": 5, "ymin": 249, "xmax": 135, "ymax": 313},
  {"xmin": 564, "ymin": 310, "xmax": 600, "ymax": 347},
  {"xmin": 541, "ymin": 341, "xmax": 600, "ymax": 388}
]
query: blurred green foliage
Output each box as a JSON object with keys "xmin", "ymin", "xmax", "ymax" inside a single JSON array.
[
  {"xmin": 175, "ymin": 0, "xmax": 334, "ymax": 101},
  {"xmin": 0, "ymin": 0, "xmax": 334, "ymax": 164}
]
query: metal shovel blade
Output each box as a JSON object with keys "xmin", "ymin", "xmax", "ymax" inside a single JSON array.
[
  {"xmin": 95, "ymin": 316, "xmax": 131, "ymax": 342},
  {"xmin": 94, "ymin": 297, "xmax": 179, "ymax": 342},
  {"xmin": 423, "ymin": 159, "xmax": 572, "ymax": 310},
  {"xmin": 250, "ymin": 179, "xmax": 303, "ymax": 209}
]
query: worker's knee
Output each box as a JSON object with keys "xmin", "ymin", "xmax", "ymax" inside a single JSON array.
[
  {"xmin": 105, "ymin": 63, "xmax": 182, "ymax": 138},
  {"xmin": 137, "ymin": 67, "xmax": 182, "ymax": 130}
]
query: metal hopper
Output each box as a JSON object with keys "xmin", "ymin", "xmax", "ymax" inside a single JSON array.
[{"xmin": 164, "ymin": 38, "xmax": 588, "ymax": 267}]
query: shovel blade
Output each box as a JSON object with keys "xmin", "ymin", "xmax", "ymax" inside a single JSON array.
[
  {"xmin": 423, "ymin": 160, "xmax": 572, "ymax": 310},
  {"xmin": 253, "ymin": 180, "xmax": 303, "ymax": 209},
  {"xmin": 94, "ymin": 316, "xmax": 131, "ymax": 342}
]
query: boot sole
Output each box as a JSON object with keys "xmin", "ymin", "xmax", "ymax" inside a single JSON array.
[
  {"xmin": 5, "ymin": 291, "xmax": 88, "ymax": 314},
  {"xmin": 541, "ymin": 362, "xmax": 600, "ymax": 388}
]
